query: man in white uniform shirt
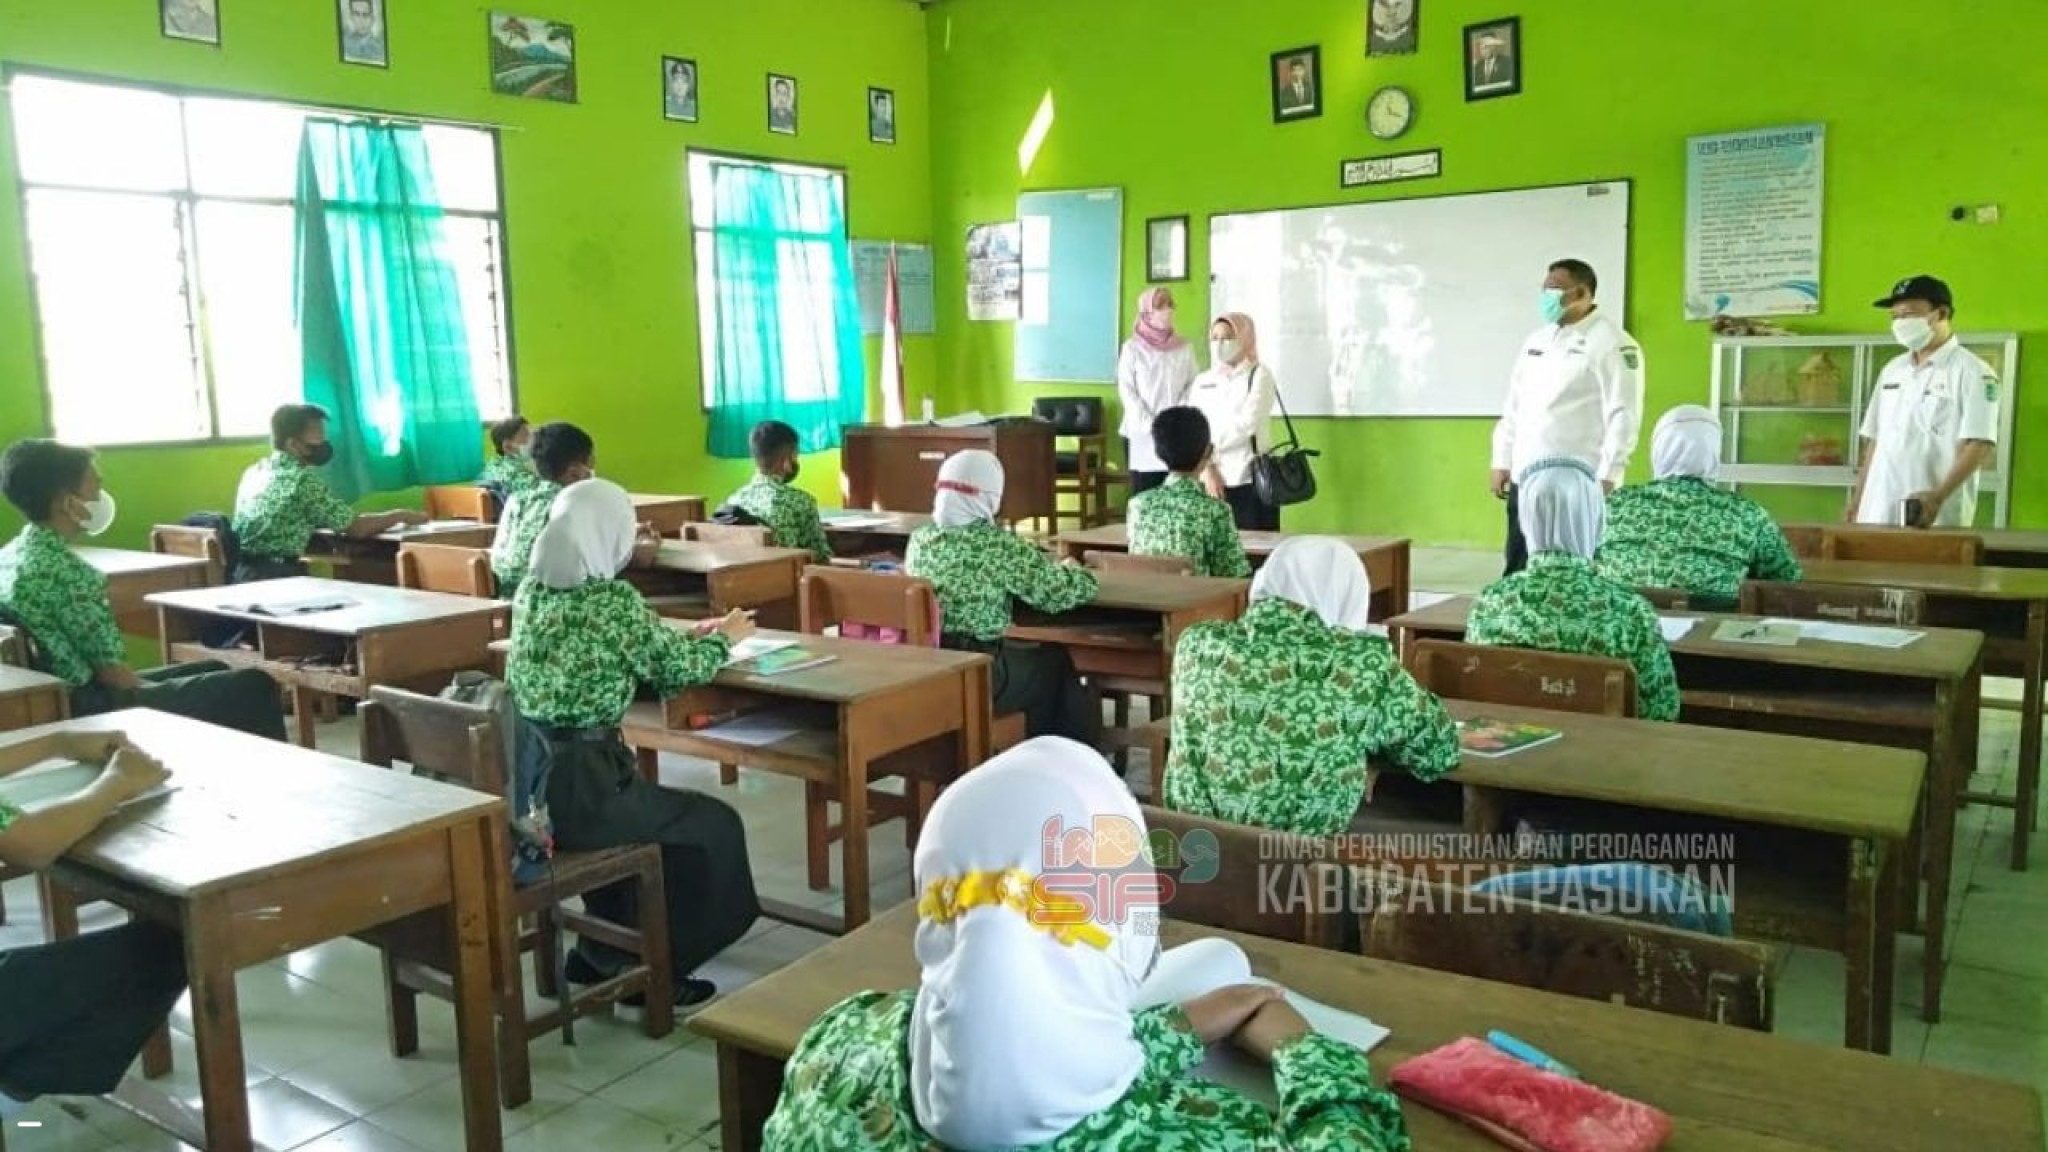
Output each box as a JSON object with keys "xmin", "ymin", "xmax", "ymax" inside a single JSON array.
[
  {"xmin": 1488, "ymin": 259, "xmax": 1645, "ymax": 573},
  {"xmin": 1848, "ymin": 275, "xmax": 1999, "ymax": 528}
]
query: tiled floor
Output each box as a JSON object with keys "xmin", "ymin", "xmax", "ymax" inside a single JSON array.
[{"xmin": 7, "ymin": 546, "xmax": 2046, "ymax": 1149}]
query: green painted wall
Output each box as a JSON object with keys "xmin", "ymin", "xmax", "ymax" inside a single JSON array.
[
  {"xmin": 0, "ymin": 0, "xmax": 932, "ymax": 554},
  {"xmin": 925, "ymin": 0, "xmax": 2047, "ymax": 545}
]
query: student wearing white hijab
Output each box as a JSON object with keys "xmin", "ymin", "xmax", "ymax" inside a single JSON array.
[
  {"xmin": 1469, "ymin": 458, "xmax": 1681, "ymax": 720},
  {"xmin": 906, "ymin": 451, "xmax": 1100, "ymax": 741},
  {"xmin": 760, "ymin": 737, "xmax": 1412, "ymax": 1151},
  {"xmin": 1163, "ymin": 537, "xmax": 1458, "ymax": 837},
  {"xmin": 1595, "ymin": 406, "xmax": 1803, "ymax": 609},
  {"xmin": 507, "ymin": 479, "xmax": 761, "ymax": 1010}
]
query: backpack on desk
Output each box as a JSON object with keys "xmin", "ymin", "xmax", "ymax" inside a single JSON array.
[{"xmin": 440, "ymin": 672, "xmax": 555, "ymax": 886}]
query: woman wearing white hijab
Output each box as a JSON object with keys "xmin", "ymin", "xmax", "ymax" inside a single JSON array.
[
  {"xmin": 1163, "ymin": 537, "xmax": 1458, "ymax": 836},
  {"xmin": 1468, "ymin": 458, "xmax": 1681, "ymax": 721},
  {"xmin": 906, "ymin": 451, "xmax": 1101, "ymax": 741},
  {"xmin": 507, "ymin": 479, "xmax": 761, "ymax": 1009},
  {"xmin": 760, "ymin": 737, "xmax": 1412, "ymax": 1151},
  {"xmin": 1118, "ymin": 287, "xmax": 1198, "ymax": 496},
  {"xmin": 1596, "ymin": 405, "xmax": 1803, "ymax": 609}
]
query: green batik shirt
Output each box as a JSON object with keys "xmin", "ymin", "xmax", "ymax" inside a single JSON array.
[
  {"xmin": 0, "ymin": 524, "xmax": 125, "ymax": 688},
  {"xmin": 0, "ymin": 799, "xmax": 15, "ymax": 833},
  {"xmin": 1164, "ymin": 598, "xmax": 1459, "ymax": 837},
  {"xmin": 232, "ymin": 451, "xmax": 356, "ymax": 561},
  {"xmin": 1127, "ymin": 477, "xmax": 1252, "ymax": 579},
  {"xmin": 906, "ymin": 522, "xmax": 1097, "ymax": 643},
  {"xmin": 760, "ymin": 991, "xmax": 1412, "ymax": 1152},
  {"xmin": 508, "ymin": 578, "xmax": 728, "ymax": 729},
  {"xmin": 481, "ymin": 454, "xmax": 542, "ymax": 499},
  {"xmin": 729, "ymin": 474, "xmax": 832, "ymax": 564},
  {"xmin": 490, "ymin": 481, "xmax": 562, "ymax": 592},
  {"xmin": 1594, "ymin": 477, "xmax": 1803, "ymax": 609},
  {"xmin": 1468, "ymin": 552, "xmax": 1682, "ymax": 722}
]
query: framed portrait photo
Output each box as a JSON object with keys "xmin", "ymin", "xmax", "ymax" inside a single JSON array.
[
  {"xmin": 663, "ymin": 56, "xmax": 699, "ymax": 123},
  {"xmin": 1464, "ymin": 16, "xmax": 1521, "ymax": 101},
  {"xmin": 868, "ymin": 87, "xmax": 897, "ymax": 145},
  {"xmin": 337, "ymin": 0, "xmax": 388, "ymax": 67},
  {"xmin": 1367, "ymin": 0, "xmax": 1418, "ymax": 56},
  {"xmin": 767, "ymin": 73, "xmax": 799, "ymax": 136},
  {"xmin": 160, "ymin": 0, "xmax": 221, "ymax": 45},
  {"xmin": 1270, "ymin": 46, "xmax": 1322, "ymax": 122},
  {"xmin": 1146, "ymin": 216, "xmax": 1189, "ymax": 283}
]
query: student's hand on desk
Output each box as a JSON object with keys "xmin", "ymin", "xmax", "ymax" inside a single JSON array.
[
  {"xmin": 1182, "ymin": 983, "xmax": 1284, "ymax": 1044},
  {"xmin": 1230, "ymin": 998, "xmax": 1314, "ymax": 1064},
  {"xmin": 713, "ymin": 608, "xmax": 757, "ymax": 645},
  {"xmin": 58, "ymin": 729, "xmax": 130, "ymax": 766},
  {"xmin": 100, "ymin": 745, "xmax": 170, "ymax": 802}
]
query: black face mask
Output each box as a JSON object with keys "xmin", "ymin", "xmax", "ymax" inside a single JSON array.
[{"xmin": 302, "ymin": 441, "xmax": 335, "ymax": 467}]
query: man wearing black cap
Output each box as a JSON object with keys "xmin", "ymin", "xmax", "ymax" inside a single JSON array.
[{"xmin": 1848, "ymin": 275, "xmax": 1999, "ymax": 528}]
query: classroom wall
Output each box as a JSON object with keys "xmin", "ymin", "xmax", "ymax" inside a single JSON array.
[
  {"xmin": 925, "ymin": 0, "xmax": 2048, "ymax": 545},
  {"xmin": 0, "ymin": 0, "xmax": 932, "ymax": 551}
]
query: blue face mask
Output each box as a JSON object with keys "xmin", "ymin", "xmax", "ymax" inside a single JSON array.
[{"xmin": 1539, "ymin": 287, "xmax": 1567, "ymax": 325}]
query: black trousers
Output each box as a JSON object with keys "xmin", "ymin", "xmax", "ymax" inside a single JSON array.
[
  {"xmin": 0, "ymin": 920, "xmax": 186, "ymax": 1097},
  {"xmin": 1223, "ymin": 484, "xmax": 1280, "ymax": 531},
  {"xmin": 1502, "ymin": 482, "xmax": 1529, "ymax": 576},
  {"xmin": 945, "ymin": 636, "xmax": 1098, "ymax": 745},
  {"xmin": 71, "ymin": 661, "xmax": 288, "ymax": 742}
]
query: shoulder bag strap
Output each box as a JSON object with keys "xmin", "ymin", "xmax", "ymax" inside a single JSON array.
[{"xmin": 1249, "ymin": 363, "xmax": 1301, "ymax": 452}]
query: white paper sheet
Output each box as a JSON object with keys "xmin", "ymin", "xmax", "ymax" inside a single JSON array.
[
  {"xmin": 692, "ymin": 710, "xmax": 813, "ymax": 748},
  {"xmin": 1797, "ymin": 621, "xmax": 1924, "ymax": 649},
  {"xmin": 934, "ymin": 412, "xmax": 987, "ymax": 428},
  {"xmin": 0, "ymin": 761, "xmax": 174, "ymax": 810},
  {"xmin": 1657, "ymin": 616, "xmax": 1698, "ymax": 644},
  {"xmin": 723, "ymin": 637, "xmax": 797, "ymax": 666},
  {"xmin": 821, "ymin": 515, "xmax": 897, "ymax": 529}
]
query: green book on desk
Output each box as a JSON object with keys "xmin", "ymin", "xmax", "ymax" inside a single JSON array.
[
  {"xmin": 1458, "ymin": 717, "xmax": 1563, "ymax": 758},
  {"xmin": 736, "ymin": 647, "xmax": 837, "ymax": 676}
]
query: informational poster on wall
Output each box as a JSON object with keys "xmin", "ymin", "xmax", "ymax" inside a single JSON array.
[
  {"xmin": 851, "ymin": 241, "xmax": 935, "ymax": 336},
  {"xmin": 1684, "ymin": 123, "xmax": 1825, "ymax": 320},
  {"xmin": 965, "ymin": 221, "xmax": 1022, "ymax": 321}
]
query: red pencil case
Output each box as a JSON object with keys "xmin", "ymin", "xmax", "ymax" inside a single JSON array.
[{"xmin": 1389, "ymin": 1037, "xmax": 1673, "ymax": 1152}]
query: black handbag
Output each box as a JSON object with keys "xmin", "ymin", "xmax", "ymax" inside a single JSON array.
[{"xmin": 1249, "ymin": 373, "xmax": 1319, "ymax": 507}]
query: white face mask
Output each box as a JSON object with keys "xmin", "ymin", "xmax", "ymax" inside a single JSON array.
[
  {"xmin": 1892, "ymin": 315, "xmax": 1935, "ymax": 352},
  {"xmin": 1212, "ymin": 338, "xmax": 1242, "ymax": 366},
  {"xmin": 75, "ymin": 489, "xmax": 116, "ymax": 537}
]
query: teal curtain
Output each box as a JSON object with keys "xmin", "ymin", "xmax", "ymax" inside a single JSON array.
[
  {"xmin": 705, "ymin": 160, "xmax": 866, "ymax": 458},
  {"xmin": 294, "ymin": 119, "xmax": 482, "ymax": 500}
]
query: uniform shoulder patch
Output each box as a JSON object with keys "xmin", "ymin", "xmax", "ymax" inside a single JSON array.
[
  {"xmin": 1985, "ymin": 375, "xmax": 1999, "ymax": 402},
  {"xmin": 1621, "ymin": 347, "xmax": 1641, "ymax": 370}
]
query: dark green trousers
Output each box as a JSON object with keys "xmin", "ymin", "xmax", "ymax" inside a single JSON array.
[
  {"xmin": 0, "ymin": 920, "xmax": 185, "ymax": 1096},
  {"xmin": 71, "ymin": 662, "xmax": 287, "ymax": 742}
]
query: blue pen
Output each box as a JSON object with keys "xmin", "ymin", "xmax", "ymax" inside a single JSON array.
[{"xmin": 1487, "ymin": 1030, "xmax": 1579, "ymax": 1079}]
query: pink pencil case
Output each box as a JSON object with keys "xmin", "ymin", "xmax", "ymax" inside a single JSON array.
[{"xmin": 1389, "ymin": 1037, "xmax": 1673, "ymax": 1152}]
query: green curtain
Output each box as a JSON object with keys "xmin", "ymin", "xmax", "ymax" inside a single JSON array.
[
  {"xmin": 705, "ymin": 160, "xmax": 866, "ymax": 458},
  {"xmin": 294, "ymin": 118, "xmax": 481, "ymax": 500}
]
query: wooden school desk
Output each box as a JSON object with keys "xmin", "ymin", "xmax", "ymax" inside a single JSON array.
[
  {"xmin": 27, "ymin": 708, "xmax": 503, "ymax": 1152},
  {"xmin": 691, "ymin": 904, "xmax": 2041, "ymax": 1152},
  {"xmin": 79, "ymin": 547, "xmax": 212, "ymax": 637},
  {"xmin": 0, "ymin": 663, "xmax": 67, "ymax": 731},
  {"xmin": 617, "ymin": 626, "xmax": 992, "ymax": 933},
  {"xmin": 628, "ymin": 542, "xmax": 812, "ymax": 630},
  {"xmin": 1798, "ymin": 558, "xmax": 2048, "ymax": 871},
  {"xmin": 149, "ymin": 577, "xmax": 503, "ymax": 747},
  {"xmin": 1780, "ymin": 522, "xmax": 2048, "ymax": 570},
  {"xmin": 819, "ymin": 509, "xmax": 928, "ymax": 559},
  {"xmin": 308, "ymin": 522, "xmax": 499, "ymax": 585},
  {"xmin": 1446, "ymin": 699, "xmax": 1921, "ymax": 1054},
  {"xmin": 1055, "ymin": 525, "xmax": 1412, "ymax": 622},
  {"xmin": 631, "ymin": 493, "xmax": 709, "ymax": 537},
  {"xmin": 1385, "ymin": 595, "xmax": 1982, "ymax": 1022}
]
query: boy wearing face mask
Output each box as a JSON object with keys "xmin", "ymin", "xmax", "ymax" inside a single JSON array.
[
  {"xmin": 1848, "ymin": 276, "xmax": 1999, "ymax": 528},
  {"xmin": 480, "ymin": 415, "xmax": 541, "ymax": 500},
  {"xmin": 231, "ymin": 404, "xmax": 426, "ymax": 582},
  {"xmin": 722, "ymin": 420, "xmax": 831, "ymax": 563},
  {"xmin": 0, "ymin": 439, "xmax": 286, "ymax": 736}
]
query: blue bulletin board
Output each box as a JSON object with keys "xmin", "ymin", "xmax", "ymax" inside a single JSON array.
[{"xmin": 1014, "ymin": 187, "xmax": 1123, "ymax": 383}]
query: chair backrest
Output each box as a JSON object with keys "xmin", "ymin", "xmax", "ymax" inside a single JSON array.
[
  {"xmin": 1408, "ymin": 639, "xmax": 1636, "ymax": 718},
  {"xmin": 1781, "ymin": 523, "xmax": 1825, "ymax": 559},
  {"xmin": 0, "ymin": 624, "xmax": 29, "ymax": 669},
  {"xmin": 150, "ymin": 523, "xmax": 228, "ymax": 586},
  {"xmin": 1361, "ymin": 876, "xmax": 1774, "ymax": 1029},
  {"xmin": 1738, "ymin": 580, "xmax": 1927, "ymax": 626},
  {"xmin": 424, "ymin": 485, "xmax": 499, "ymax": 524},
  {"xmin": 1031, "ymin": 396, "xmax": 1105, "ymax": 438},
  {"xmin": 799, "ymin": 565, "xmax": 941, "ymax": 647},
  {"xmin": 1084, "ymin": 549, "xmax": 1194, "ymax": 577},
  {"xmin": 396, "ymin": 543, "xmax": 495, "ymax": 598},
  {"xmin": 360, "ymin": 686, "xmax": 507, "ymax": 796},
  {"xmin": 1139, "ymin": 805, "xmax": 1342, "ymax": 946},
  {"xmin": 1635, "ymin": 587, "xmax": 1690, "ymax": 611},
  {"xmin": 684, "ymin": 521, "xmax": 774, "ymax": 547},
  {"xmin": 1823, "ymin": 527, "xmax": 1983, "ymax": 566}
]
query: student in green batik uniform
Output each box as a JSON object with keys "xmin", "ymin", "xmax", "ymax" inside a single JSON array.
[
  {"xmin": 508, "ymin": 478, "xmax": 759, "ymax": 1012},
  {"xmin": 1470, "ymin": 457, "xmax": 1681, "ymax": 721},
  {"xmin": 490, "ymin": 420, "xmax": 594, "ymax": 594},
  {"xmin": 0, "ymin": 730, "xmax": 187, "ymax": 1122},
  {"xmin": 0, "ymin": 440, "xmax": 286, "ymax": 739},
  {"xmin": 906, "ymin": 450, "xmax": 1100, "ymax": 743},
  {"xmin": 479, "ymin": 415, "xmax": 541, "ymax": 500},
  {"xmin": 722, "ymin": 420, "xmax": 831, "ymax": 563},
  {"xmin": 1595, "ymin": 405, "xmax": 1803, "ymax": 610},
  {"xmin": 1164, "ymin": 537, "xmax": 1458, "ymax": 837},
  {"xmin": 1125, "ymin": 407, "xmax": 1252, "ymax": 579},
  {"xmin": 761, "ymin": 737, "xmax": 1412, "ymax": 1152},
  {"xmin": 230, "ymin": 404, "xmax": 425, "ymax": 582}
]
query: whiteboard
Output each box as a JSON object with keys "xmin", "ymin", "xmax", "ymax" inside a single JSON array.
[
  {"xmin": 1015, "ymin": 188, "xmax": 1123, "ymax": 382},
  {"xmin": 1209, "ymin": 181, "xmax": 1631, "ymax": 417}
]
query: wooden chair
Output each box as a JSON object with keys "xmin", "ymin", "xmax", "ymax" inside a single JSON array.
[
  {"xmin": 1739, "ymin": 580, "xmax": 1928, "ymax": 626},
  {"xmin": 424, "ymin": 484, "xmax": 499, "ymax": 523},
  {"xmin": 1822, "ymin": 527, "xmax": 1983, "ymax": 567},
  {"xmin": 1636, "ymin": 587, "xmax": 1690, "ymax": 610},
  {"xmin": 1353, "ymin": 874, "xmax": 1775, "ymax": 1029},
  {"xmin": 1083, "ymin": 550, "xmax": 1195, "ymax": 577},
  {"xmin": 1781, "ymin": 523, "xmax": 1825, "ymax": 560},
  {"xmin": 1140, "ymin": 806, "xmax": 1349, "ymax": 948},
  {"xmin": 683, "ymin": 522, "xmax": 774, "ymax": 547},
  {"xmin": 396, "ymin": 543, "xmax": 496, "ymax": 598},
  {"xmin": 1033, "ymin": 396, "xmax": 1110, "ymax": 532},
  {"xmin": 149, "ymin": 523, "xmax": 228, "ymax": 586},
  {"xmin": 359, "ymin": 688, "xmax": 674, "ymax": 1108},
  {"xmin": 1408, "ymin": 639, "xmax": 1637, "ymax": 719}
]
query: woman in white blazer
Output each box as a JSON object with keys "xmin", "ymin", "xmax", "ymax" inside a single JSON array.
[
  {"xmin": 1116, "ymin": 287, "xmax": 1198, "ymax": 495},
  {"xmin": 1186, "ymin": 313, "xmax": 1279, "ymax": 529}
]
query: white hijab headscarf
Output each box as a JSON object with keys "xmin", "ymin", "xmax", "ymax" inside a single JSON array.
[
  {"xmin": 909, "ymin": 737, "xmax": 1159, "ymax": 1150},
  {"xmin": 932, "ymin": 449, "xmax": 1005, "ymax": 528},
  {"xmin": 1651, "ymin": 404, "xmax": 1723, "ymax": 482},
  {"xmin": 1518, "ymin": 457, "xmax": 1605, "ymax": 560},
  {"xmin": 527, "ymin": 478, "xmax": 637, "ymax": 589},
  {"xmin": 1250, "ymin": 537, "xmax": 1372, "ymax": 631}
]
